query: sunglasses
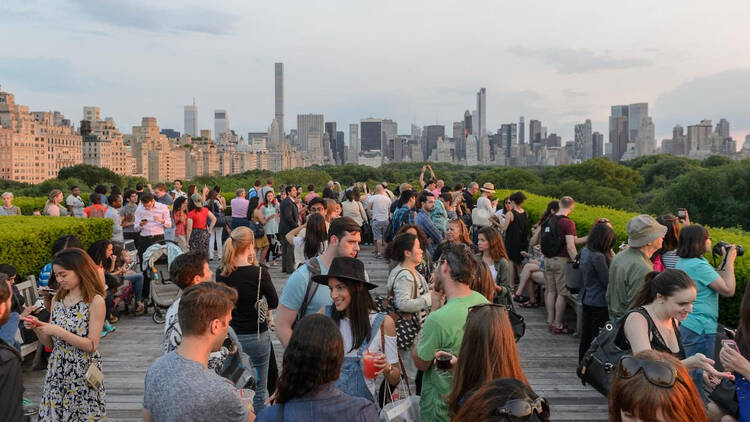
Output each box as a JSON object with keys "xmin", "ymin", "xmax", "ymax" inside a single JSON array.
[
  {"xmin": 596, "ymin": 218, "xmax": 610, "ymax": 224},
  {"xmin": 617, "ymin": 356, "xmax": 678, "ymax": 388},
  {"xmin": 468, "ymin": 303, "xmax": 506, "ymax": 312},
  {"xmin": 491, "ymin": 397, "xmax": 550, "ymax": 420}
]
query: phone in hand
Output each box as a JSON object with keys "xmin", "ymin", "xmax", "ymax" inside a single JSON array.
[
  {"xmin": 22, "ymin": 316, "xmax": 41, "ymax": 327},
  {"xmin": 722, "ymin": 339, "xmax": 740, "ymax": 352},
  {"xmin": 677, "ymin": 208, "xmax": 687, "ymax": 219}
]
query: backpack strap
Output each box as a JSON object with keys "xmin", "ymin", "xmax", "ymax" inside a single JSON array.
[
  {"xmin": 387, "ymin": 269, "xmax": 412, "ymax": 299},
  {"xmin": 296, "ymin": 258, "xmax": 323, "ymax": 322}
]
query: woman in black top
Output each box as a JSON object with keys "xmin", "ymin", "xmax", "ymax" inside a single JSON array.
[
  {"xmin": 498, "ymin": 191, "xmax": 528, "ymax": 287},
  {"xmin": 217, "ymin": 226, "xmax": 279, "ymax": 413}
]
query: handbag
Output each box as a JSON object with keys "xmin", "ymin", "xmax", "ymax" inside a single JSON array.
[
  {"xmin": 565, "ymin": 254, "xmax": 583, "ymax": 293},
  {"xmin": 377, "ymin": 327, "xmax": 413, "ymax": 408},
  {"xmin": 471, "ymin": 206, "xmax": 491, "ymax": 227},
  {"xmin": 85, "ymin": 354, "xmax": 104, "ymax": 390},
  {"xmin": 249, "ymin": 219, "xmax": 265, "ymax": 239},
  {"xmin": 506, "ymin": 306, "xmax": 526, "ymax": 341},
  {"xmin": 380, "ymin": 396, "xmax": 421, "ymax": 422},
  {"xmin": 211, "ymin": 200, "xmax": 227, "ymax": 227},
  {"xmin": 255, "ymin": 266, "xmax": 269, "ymax": 329},
  {"xmin": 577, "ymin": 313, "xmax": 632, "ymax": 396},
  {"xmin": 709, "ymin": 378, "xmax": 739, "ymax": 418},
  {"xmin": 375, "ymin": 270, "xmax": 421, "ymax": 350},
  {"xmin": 221, "ymin": 327, "xmax": 257, "ymax": 389}
]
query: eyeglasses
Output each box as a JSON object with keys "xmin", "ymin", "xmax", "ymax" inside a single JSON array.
[
  {"xmin": 617, "ymin": 356, "xmax": 677, "ymax": 388},
  {"xmin": 491, "ymin": 397, "xmax": 550, "ymax": 420}
]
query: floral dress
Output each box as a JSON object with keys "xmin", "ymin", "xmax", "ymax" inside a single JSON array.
[{"xmin": 39, "ymin": 300, "xmax": 106, "ymax": 421}]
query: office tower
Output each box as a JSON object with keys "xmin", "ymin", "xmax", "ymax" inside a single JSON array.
[
  {"xmin": 453, "ymin": 121, "xmax": 465, "ymax": 162},
  {"xmin": 574, "ymin": 119, "xmax": 592, "ymax": 161},
  {"xmin": 269, "ymin": 118, "xmax": 280, "ymax": 146},
  {"xmin": 636, "ymin": 117, "xmax": 655, "ymax": 156},
  {"xmin": 628, "ymin": 103, "xmax": 648, "ymax": 142},
  {"xmin": 471, "ymin": 110, "xmax": 478, "ymax": 144},
  {"xmin": 325, "ymin": 121, "xmax": 337, "ymax": 162},
  {"xmin": 308, "ymin": 128, "xmax": 324, "ymax": 165},
  {"xmin": 382, "ymin": 119, "xmax": 398, "ymax": 160},
  {"xmin": 716, "ymin": 118, "xmax": 730, "ymax": 139},
  {"xmin": 411, "ymin": 123, "xmax": 422, "ymax": 139},
  {"xmin": 744, "ymin": 133, "xmax": 750, "ymax": 152},
  {"xmin": 592, "ymin": 132, "xmax": 604, "ymax": 158},
  {"xmin": 423, "ymin": 125, "xmax": 445, "ymax": 161},
  {"xmin": 361, "ymin": 118, "xmax": 383, "ymax": 152},
  {"xmin": 214, "ymin": 110, "xmax": 229, "ymax": 140},
  {"xmin": 336, "ymin": 131, "xmax": 345, "ymax": 164},
  {"xmin": 349, "ymin": 123, "xmax": 360, "ymax": 163},
  {"xmin": 275, "ymin": 63, "xmax": 284, "ymax": 140},
  {"xmin": 463, "ymin": 110, "xmax": 472, "ymax": 136},
  {"xmin": 184, "ymin": 100, "xmax": 198, "ymax": 137},
  {"xmin": 476, "ymin": 88, "xmax": 486, "ymax": 139},
  {"xmin": 670, "ymin": 125, "xmax": 686, "ymax": 155},
  {"xmin": 499, "ymin": 123, "xmax": 517, "ymax": 157},
  {"xmin": 83, "ymin": 106, "xmax": 100, "ymax": 123},
  {"xmin": 609, "ymin": 105, "xmax": 629, "ymax": 161},
  {"xmin": 297, "ymin": 114, "xmax": 324, "ymax": 152},
  {"xmin": 465, "ymin": 135, "xmax": 479, "ymax": 166},
  {"xmin": 452, "ymin": 122, "xmax": 463, "ymax": 141},
  {"xmin": 519, "ymin": 116, "xmax": 525, "ymax": 144},
  {"xmin": 529, "ymin": 119, "xmax": 542, "ymax": 144},
  {"xmin": 687, "ymin": 120, "xmax": 712, "ymax": 154}
]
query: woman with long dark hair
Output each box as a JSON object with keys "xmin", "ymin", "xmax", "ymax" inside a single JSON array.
[
  {"xmin": 395, "ymin": 224, "xmax": 434, "ymax": 282},
  {"xmin": 286, "ymin": 213, "xmax": 327, "ymax": 269},
  {"xmin": 207, "ymin": 189, "xmax": 226, "ymax": 261},
  {"xmin": 654, "ymin": 214, "xmax": 681, "ymax": 270},
  {"xmin": 314, "ymin": 257, "xmax": 400, "ymax": 403},
  {"xmin": 447, "ymin": 304, "xmax": 529, "ymax": 416},
  {"xmin": 497, "ymin": 191, "xmax": 529, "ymax": 285},
  {"xmin": 255, "ymin": 314, "xmax": 378, "ymax": 421},
  {"xmin": 87, "ymin": 240, "xmax": 119, "ymax": 333},
  {"xmin": 23, "ymin": 249, "xmax": 107, "ymax": 420},
  {"xmin": 172, "ymin": 196, "xmax": 188, "ymax": 252},
  {"xmin": 578, "ymin": 222, "xmax": 617, "ymax": 361},
  {"xmin": 476, "ymin": 226, "xmax": 512, "ymax": 306},
  {"xmin": 261, "ymin": 190, "xmax": 280, "ymax": 266},
  {"xmin": 453, "ymin": 378, "xmax": 548, "ymax": 422},
  {"xmin": 248, "ymin": 196, "xmax": 271, "ymax": 266},
  {"xmin": 186, "ymin": 193, "xmax": 216, "ymax": 255},
  {"xmin": 514, "ymin": 201, "xmax": 559, "ymax": 306}
]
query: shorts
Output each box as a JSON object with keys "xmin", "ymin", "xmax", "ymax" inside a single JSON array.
[
  {"xmin": 371, "ymin": 219, "xmax": 389, "ymax": 241},
  {"xmin": 544, "ymin": 256, "xmax": 569, "ymax": 297}
]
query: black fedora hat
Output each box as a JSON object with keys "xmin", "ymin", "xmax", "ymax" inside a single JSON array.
[{"xmin": 312, "ymin": 257, "xmax": 378, "ymax": 290}]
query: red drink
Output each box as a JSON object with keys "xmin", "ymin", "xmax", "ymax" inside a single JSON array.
[{"xmin": 363, "ymin": 352, "xmax": 378, "ymax": 379}]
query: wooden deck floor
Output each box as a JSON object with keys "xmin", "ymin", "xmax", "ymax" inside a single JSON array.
[{"xmin": 22, "ymin": 245, "xmax": 607, "ymax": 421}]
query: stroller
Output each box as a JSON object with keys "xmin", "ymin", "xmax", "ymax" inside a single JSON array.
[{"xmin": 142, "ymin": 240, "xmax": 184, "ymax": 324}]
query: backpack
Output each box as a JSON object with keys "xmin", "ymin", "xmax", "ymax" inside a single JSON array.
[
  {"xmin": 540, "ymin": 215, "xmax": 564, "ymax": 258},
  {"xmin": 294, "ymin": 258, "xmax": 323, "ymax": 326}
]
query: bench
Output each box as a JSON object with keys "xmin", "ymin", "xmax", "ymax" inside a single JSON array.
[{"xmin": 14, "ymin": 276, "xmax": 40, "ymax": 358}]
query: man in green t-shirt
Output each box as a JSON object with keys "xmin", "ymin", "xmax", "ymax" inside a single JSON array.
[{"xmin": 413, "ymin": 243, "xmax": 489, "ymax": 422}]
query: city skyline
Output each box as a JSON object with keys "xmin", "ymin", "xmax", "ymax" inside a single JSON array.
[{"xmin": 1, "ymin": 1, "xmax": 749, "ymax": 145}]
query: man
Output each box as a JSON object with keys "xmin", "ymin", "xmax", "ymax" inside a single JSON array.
[
  {"xmin": 381, "ymin": 182, "xmax": 395, "ymax": 201},
  {"xmin": 260, "ymin": 178, "xmax": 274, "ymax": 200},
  {"xmin": 415, "ymin": 191, "xmax": 443, "ymax": 256},
  {"xmin": 0, "ymin": 278, "xmax": 23, "ymax": 422},
  {"xmin": 135, "ymin": 193, "xmax": 172, "ymax": 298},
  {"xmin": 144, "ymin": 283, "xmax": 250, "ymax": 422},
  {"xmin": 171, "ymin": 179, "xmax": 186, "ymax": 199},
  {"xmin": 413, "ymin": 243, "xmax": 488, "ymax": 422},
  {"xmin": 606, "ymin": 214, "xmax": 666, "ymax": 320},
  {"xmin": 432, "ymin": 180, "xmax": 445, "ymax": 199},
  {"xmin": 367, "ymin": 184, "xmax": 392, "ymax": 259},
  {"xmin": 278, "ymin": 186, "xmax": 300, "ymax": 274},
  {"xmin": 542, "ymin": 196, "xmax": 587, "ymax": 334},
  {"xmin": 105, "ymin": 194, "xmax": 124, "ymax": 243},
  {"xmin": 150, "ymin": 183, "xmax": 174, "ymax": 207},
  {"xmin": 276, "ymin": 217, "xmax": 361, "ymax": 347},
  {"xmin": 121, "ymin": 189, "xmax": 140, "ymax": 242},
  {"xmin": 304, "ymin": 184, "xmax": 319, "ymax": 204},
  {"xmin": 391, "ymin": 190, "xmax": 416, "ymax": 239},
  {"xmin": 248, "ymin": 180, "xmax": 262, "ymax": 199},
  {"xmin": 462, "ymin": 182, "xmax": 479, "ymax": 215},
  {"xmin": 230, "ymin": 188, "xmax": 250, "ymax": 229},
  {"xmin": 84, "ymin": 193, "xmax": 108, "ymax": 218},
  {"xmin": 135, "ymin": 183, "xmax": 145, "ymax": 203},
  {"xmin": 66, "ymin": 186, "xmax": 86, "ymax": 217},
  {"xmin": 322, "ymin": 180, "xmax": 341, "ymax": 200},
  {"xmin": 389, "ymin": 182, "xmax": 413, "ymax": 214}
]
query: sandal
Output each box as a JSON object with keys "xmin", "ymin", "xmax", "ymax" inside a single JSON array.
[
  {"xmin": 550, "ymin": 324, "xmax": 575, "ymax": 335},
  {"xmin": 134, "ymin": 302, "xmax": 145, "ymax": 316},
  {"xmin": 513, "ymin": 294, "xmax": 529, "ymax": 303},
  {"xmin": 519, "ymin": 300, "xmax": 539, "ymax": 308},
  {"xmin": 108, "ymin": 314, "xmax": 119, "ymax": 324}
]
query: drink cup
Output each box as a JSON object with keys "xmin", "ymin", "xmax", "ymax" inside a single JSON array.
[
  {"xmin": 363, "ymin": 352, "xmax": 378, "ymax": 379},
  {"xmin": 436, "ymin": 351, "xmax": 453, "ymax": 371}
]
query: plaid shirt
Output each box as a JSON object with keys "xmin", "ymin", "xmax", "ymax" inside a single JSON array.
[{"xmin": 416, "ymin": 209, "xmax": 443, "ymax": 255}]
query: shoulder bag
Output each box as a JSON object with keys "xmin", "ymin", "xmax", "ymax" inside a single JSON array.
[
  {"xmin": 577, "ymin": 312, "xmax": 632, "ymax": 396},
  {"xmin": 565, "ymin": 253, "xmax": 583, "ymax": 293},
  {"xmin": 375, "ymin": 269, "xmax": 421, "ymax": 350}
]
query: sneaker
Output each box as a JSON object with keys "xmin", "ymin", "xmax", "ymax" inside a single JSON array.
[
  {"xmin": 375, "ymin": 253, "xmax": 382, "ymax": 259},
  {"xmin": 101, "ymin": 329, "xmax": 108, "ymax": 338}
]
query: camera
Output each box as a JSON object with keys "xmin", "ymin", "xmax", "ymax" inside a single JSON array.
[{"xmin": 713, "ymin": 241, "xmax": 745, "ymax": 257}]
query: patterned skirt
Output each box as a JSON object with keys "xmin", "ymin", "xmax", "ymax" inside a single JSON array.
[{"xmin": 189, "ymin": 228, "xmax": 210, "ymax": 254}]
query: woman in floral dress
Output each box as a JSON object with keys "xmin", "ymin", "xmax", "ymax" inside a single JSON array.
[{"xmin": 24, "ymin": 248, "xmax": 107, "ymax": 421}]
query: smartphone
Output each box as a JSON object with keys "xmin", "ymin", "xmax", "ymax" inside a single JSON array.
[
  {"xmin": 722, "ymin": 339, "xmax": 740, "ymax": 352},
  {"xmin": 22, "ymin": 316, "xmax": 40, "ymax": 327},
  {"xmin": 677, "ymin": 208, "xmax": 687, "ymax": 218}
]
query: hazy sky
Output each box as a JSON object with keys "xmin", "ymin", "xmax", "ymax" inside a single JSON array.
[{"xmin": 2, "ymin": 0, "xmax": 750, "ymax": 145}]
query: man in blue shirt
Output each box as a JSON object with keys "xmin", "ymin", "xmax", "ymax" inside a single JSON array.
[
  {"xmin": 391, "ymin": 190, "xmax": 416, "ymax": 239},
  {"xmin": 415, "ymin": 191, "xmax": 443, "ymax": 256},
  {"xmin": 275, "ymin": 217, "xmax": 362, "ymax": 347}
]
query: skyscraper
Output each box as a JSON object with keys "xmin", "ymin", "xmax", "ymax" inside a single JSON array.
[
  {"xmin": 214, "ymin": 110, "xmax": 229, "ymax": 140},
  {"xmin": 628, "ymin": 103, "xmax": 648, "ymax": 142},
  {"xmin": 360, "ymin": 118, "xmax": 383, "ymax": 152},
  {"xmin": 349, "ymin": 123, "xmax": 360, "ymax": 163},
  {"xmin": 716, "ymin": 118, "xmax": 730, "ymax": 139},
  {"xmin": 184, "ymin": 101, "xmax": 198, "ymax": 137},
  {"xmin": 592, "ymin": 132, "xmax": 604, "ymax": 158},
  {"xmin": 499, "ymin": 123, "xmax": 517, "ymax": 157},
  {"xmin": 275, "ymin": 63, "xmax": 284, "ymax": 141},
  {"xmin": 325, "ymin": 121, "xmax": 340, "ymax": 163},
  {"xmin": 297, "ymin": 114, "xmax": 324, "ymax": 152},
  {"xmin": 382, "ymin": 119, "xmax": 398, "ymax": 160},
  {"xmin": 529, "ymin": 120, "xmax": 542, "ymax": 144},
  {"xmin": 476, "ymin": 88, "xmax": 486, "ymax": 139},
  {"xmin": 574, "ymin": 119, "xmax": 592, "ymax": 160},
  {"xmin": 519, "ymin": 116, "xmax": 525, "ymax": 144},
  {"xmin": 609, "ymin": 105, "xmax": 629, "ymax": 161},
  {"xmin": 463, "ymin": 110, "xmax": 472, "ymax": 136},
  {"xmin": 423, "ymin": 125, "xmax": 445, "ymax": 161}
]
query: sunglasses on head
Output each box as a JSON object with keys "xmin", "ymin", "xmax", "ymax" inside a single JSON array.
[
  {"xmin": 468, "ymin": 303, "xmax": 506, "ymax": 312},
  {"xmin": 596, "ymin": 218, "xmax": 610, "ymax": 224},
  {"xmin": 491, "ymin": 397, "xmax": 550, "ymax": 420},
  {"xmin": 617, "ymin": 356, "xmax": 678, "ymax": 388}
]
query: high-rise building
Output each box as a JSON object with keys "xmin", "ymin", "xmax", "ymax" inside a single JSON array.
[
  {"xmin": 423, "ymin": 125, "xmax": 445, "ymax": 161},
  {"xmin": 214, "ymin": 110, "xmax": 229, "ymax": 140},
  {"xmin": 476, "ymin": 88, "xmax": 486, "ymax": 139},
  {"xmin": 184, "ymin": 101, "xmax": 198, "ymax": 137},
  {"xmin": 609, "ymin": 105, "xmax": 629, "ymax": 161},
  {"xmin": 519, "ymin": 116, "xmax": 525, "ymax": 144},
  {"xmin": 382, "ymin": 119, "xmax": 398, "ymax": 160},
  {"xmin": 716, "ymin": 118, "xmax": 730, "ymax": 139},
  {"xmin": 628, "ymin": 103, "xmax": 648, "ymax": 142},
  {"xmin": 499, "ymin": 123, "xmax": 517, "ymax": 157},
  {"xmin": 297, "ymin": 114, "xmax": 324, "ymax": 152},
  {"xmin": 574, "ymin": 119, "xmax": 592, "ymax": 161},
  {"xmin": 471, "ymin": 110, "xmax": 478, "ymax": 145},
  {"xmin": 83, "ymin": 106, "xmax": 100, "ymax": 123},
  {"xmin": 361, "ymin": 118, "xmax": 383, "ymax": 152},
  {"xmin": 687, "ymin": 120, "xmax": 712, "ymax": 154},
  {"xmin": 529, "ymin": 119, "xmax": 542, "ymax": 144},
  {"xmin": 592, "ymin": 132, "xmax": 604, "ymax": 158},
  {"xmin": 348, "ymin": 123, "xmax": 359, "ymax": 163},
  {"xmin": 325, "ymin": 121, "xmax": 337, "ymax": 163},
  {"xmin": 336, "ymin": 131, "xmax": 345, "ymax": 164},
  {"xmin": 275, "ymin": 63, "xmax": 284, "ymax": 141},
  {"xmin": 463, "ymin": 110, "xmax": 472, "ymax": 136}
]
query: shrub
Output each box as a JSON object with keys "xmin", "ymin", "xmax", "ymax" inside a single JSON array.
[
  {"xmin": 0, "ymin": 216, "xmax": 113, "ymax": 278},
  {"xmin": 496, "ymin": 189, "xmax": 750, "ymax": 326}
]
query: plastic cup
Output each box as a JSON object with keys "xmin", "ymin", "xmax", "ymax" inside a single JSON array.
[{"xmin": 363, "ymin": 352, "xmax": 378, "ymax": 379}]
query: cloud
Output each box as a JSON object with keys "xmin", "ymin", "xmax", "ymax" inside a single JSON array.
[
  {"xmin": 0, "ymin": 57, "xmax": 86, "ymax": 93},
  {"xmin": 562, "ymin": 89, "xmax": 587, "ymax": 98},
  {"xmin": 507, "ymin": 46, "xmax": 652, "ymax": 74},
  {"xmin": 67, "ymin": 0, "xmax": 236, "ymax": 35},
  {"xmin": 654, "ymin": 68, "xmax": 750, "ymax": 134}
]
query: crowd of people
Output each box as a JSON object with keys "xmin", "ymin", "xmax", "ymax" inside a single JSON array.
[{"xmin": 0, "ymin": 166, "xmax": 746, "ymax": 422}]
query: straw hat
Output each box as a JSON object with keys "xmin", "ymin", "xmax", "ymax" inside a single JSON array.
[{"xmin": 480, "ymin": 182, "xmax": 495, "ymax": 193}]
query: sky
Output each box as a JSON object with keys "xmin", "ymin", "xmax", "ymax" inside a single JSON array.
[{"xmin": 2, "ymin": 0, "xmax": 750, "ymax": 146}]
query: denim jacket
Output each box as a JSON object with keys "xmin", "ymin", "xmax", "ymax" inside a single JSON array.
[{"xmin": 255, "ymin": 384, "xmax": 378, "ymax": 422}]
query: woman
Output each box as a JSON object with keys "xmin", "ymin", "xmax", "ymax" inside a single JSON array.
[
  {"xmin": 472, "ymin": 262, "xmax": 498, "ymax": 303},
  {"xmin": 286, "ymin": 213, "xmax": 327, "ymax": 269},
  {"xmin": 578, "ymin": 222, "xmax": 617, "ymax": 361},
  {"xmin": 432, "ymin": 218, "xmax": 474, "ymax": 261},
  {"xmin": 217, "ymin": 227, "xmax": 279, "ymax": 412},
  {"xmin": 87, "ymin": 240, "xmax": 119, "ymax": 333},
  {"xmin": 514, "ymin": 200, "xmax": 559, "ymax": 306},
  {"xmin": 676, "ymin": 225, "xmax": 737, "ymax": 393},
  {"xmin": 186, "ymin": 193, "xmax": 216, "ymax": 255},
  {"xmin": 186, "ymin": 184, "xmax": 197, "ymax": 212},
  {"xmin": 384, "ymin": 233, "xmax": 432, "ymax": 384},
  {"xmin": 477, "ymin": 226, "xmax": 512, "ymax": 307},
  {"xmin": 447, "ymin": 304, "xmax": 529, "ymax": 416},
  {"xmin": 248, "ymin": 196, "xmax": 270, "ymax": 266},
  {"xmin": 609, "ymin": 350, "xmax": 707, "ymax": 422},
  {"xmin": 255, "ymin": 314, "xmax": 378, "ymax": 421},
  {"xmin": 493, "ymin": 197, "xmax": 513, "ymax": 234},
  {"xmin": 342, "ymin": 188, "xmax": 368, "ymax": 229},
  {"xmin": 207, "ymin": 190, "xmax": 226, "ymax": 260},
  {"xmin": 23, "ymin": 248, "xmax": 106, "ymax": 421},
  {"xmin": 43, "ymin": 189, "xmax": 67, "ymax": 216},
  {"xmin": 620, "ymin": 270, "xmax": 732, "ymax": 382},
  {"xmin": 314, "ymin": 257, "xmax": 401, "ymax": 403},
  {"xmin": 261, "ymin": 191, "xmax": 280, "ymax": 266},
  {"xmin": 498, "ymin": 191, "xmax": 528, "ymax": 287},
  {"xmin": 172, "ymin": 196, "xmax": 189, "ymax": 252},
  {"xmin": 394, "ymin": 224, "xmax": 434, "ymax": 282},
  {"xmin": 441, "ymin": 192, "xmax": 457, "ymax": 221},
  {"xmin": 2, "ymin": 192, "xmax": 21, "ymax": 215},
  {"xmin": 453, "ymin": 378, "xmax": 549, "ymax": 422},
  {"xmin": 110, "ymin": 242, "xmax": 145, "ymax": 316},
  {"xmin": 655, "ymin": 214, "xmax": 681, "ymax": 270}
]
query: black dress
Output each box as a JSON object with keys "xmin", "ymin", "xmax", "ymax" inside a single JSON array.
[{"xmin": 504, "ymin": 209, "xmax": 528, "ymax": 265}]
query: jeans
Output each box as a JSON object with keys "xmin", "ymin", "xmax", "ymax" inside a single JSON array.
[
  {"xmin": 280, "ymin": 235, "xmax": 295, "ymax": 273},
  {"xmin": 164, "ymin": 226, "xmax": 175, "ymax": 241},
  {"xmin": 237, "ymin": 331, "xmax": 271, "ymax": 413},
  {"xmin": 679, "ymin": 325, "xmax": 716, "ymax": 401},
  {"xmin": 124, "ymin": 273, "xmax": 144, "ymax": 302},
  {"xmin": 209, "ymin": 227, "xmax": 224, "ymax": 258},
  {"xmin": 0, "ymin": 312, "xmax": 20, "ymax": 350}
]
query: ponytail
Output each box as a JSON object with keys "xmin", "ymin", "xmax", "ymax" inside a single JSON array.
[
  {"xmin": 220, "ymin": 226, "xmax": 255, "ymax": 277},
  {"xmin": 629, "ymin": 269, "xmax": 695, "ymax": 310}
]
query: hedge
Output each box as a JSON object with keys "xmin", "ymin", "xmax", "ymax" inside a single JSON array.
[
  {"xmin": 0, "ymin": 216, "xmax": 113, "ymax": 279},
  {"xmin": 496, "ymin": 189, "xmax": 750, "ymax": 326}
]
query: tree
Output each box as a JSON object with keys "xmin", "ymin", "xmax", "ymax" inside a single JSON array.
[{"xmin": 58, "ymin": 164, "xmax": 123, "ymax": 188}]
